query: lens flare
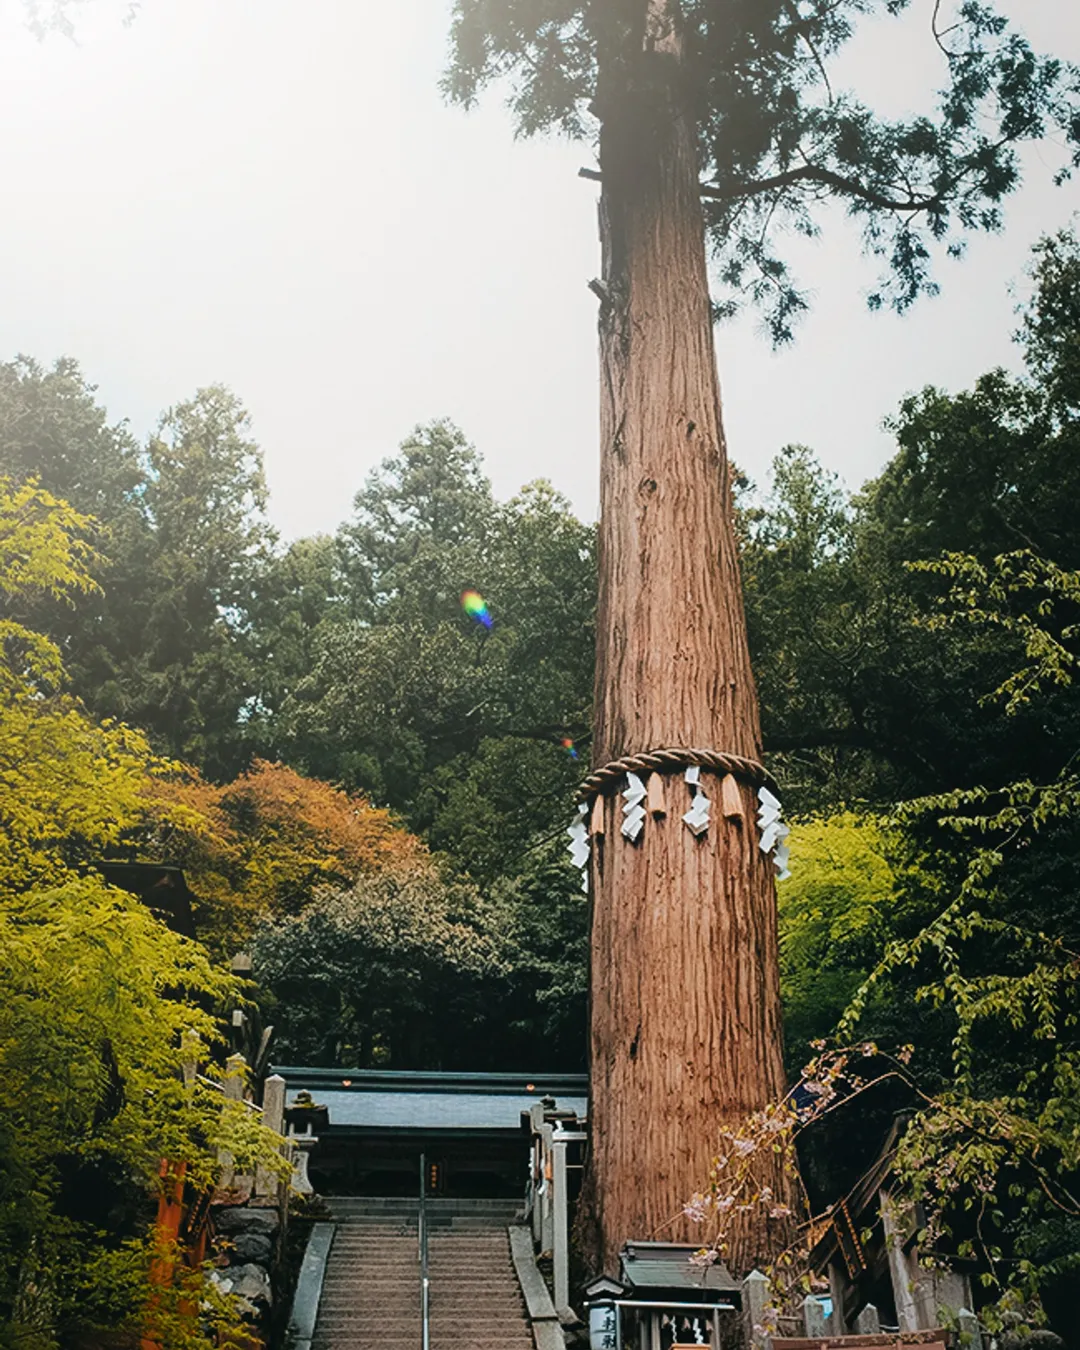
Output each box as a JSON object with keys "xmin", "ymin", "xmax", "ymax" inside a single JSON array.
[
  {"xmin": 561, "ymin": 737, "xmax": 579, "ymax": 760},
  {"xmin": 461, "ymin": 589, "xmax": 493, "ymax": 629}
]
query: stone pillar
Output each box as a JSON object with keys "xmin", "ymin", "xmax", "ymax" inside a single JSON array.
[
  {"xmin": 255, "ymin": 1074, "xmax": 287, "ymax": 1201},
  {"xmin": 802, "ymin": 1295, "xmax": 828, "ymax": 1335},
  {"xmin": 880, "ymin": 1189, "xmax": 920, "ymax": 1331},
  {"xmin": 527, "ymin": 1102, "xmax": 547, "ymax": 1244},
  {"xmin": 538, "ymin": 1120, "xmax": 555, "ymax": 1255},
  {"xmin": 826, "ymin": 1260, "xmax": 849, "ymax": 1335},
  {"xmin": 224, "ymin": 1053, "xmax": 246, "ymax": 1100},
  {"xmin": 262, "ymin": 1074, "xmax": 286, "ymax": 1134},
  {"xmin": 915, "ymin": 1269, "xmax": 972, "ymax": 1329},
  {"xmin": 956, "ymin": 1308, "xmax": 980, "ymax": 1348},
  {"xmin": 552, "ymin": 1134, "xmax": 569, "ymax": 1313},
  {"xmin": 880, "ymin": 1188, "xmax": 974, "ymax": 1330},
  {"xmin": 741, "ymin": 1270, "xmax": 771, "ymax": 1349},
  {"xmin": 530, "ymin": 1137, "xmax": 543, "ymax": 1244},
  {"xmin": 218, "ymin": 1054, "xmax": 249, "ymax": 1192},
  {"xmin": 854, "ymin": 1305, "xmax": 881, "ymax": 1334}
]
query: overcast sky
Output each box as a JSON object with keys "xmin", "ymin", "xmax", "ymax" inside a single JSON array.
[{"xmin": 0, "ymin": 0, "xmax": 1078, "ymax": 540}]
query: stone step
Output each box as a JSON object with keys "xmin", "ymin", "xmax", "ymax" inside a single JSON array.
[
  {"xmin": 325, "ymin": 1250, "xmax": 417, "ymax": 1261},
  {"xmin": 315, "ymin": 1343, "xmax": 531, "ymax": 1350},
  {"xmin": 331, "ymin": 1222, "xmax": 506, "ymax": 1232},
  {"xmin": 319, "ymin": 1315, "xmax": 529, "ymax": 1324},
  {"xmin": 329, "ymin": 1202, "xmax": 519, "ymax": 1221},
  {"xmin": 324, "ymin": 1277, "xmax": 517, "ymax": 1289},
  {"xmin": 429, "ymin": 1274, "xmax": 521, "ymax": 1285},
  {"xmin": 431, "ymin": 1342, "xmax": 534, "ymax": 1349},
  {"xmin": 318, "ymin": 1333, "xmax": 532, "ymax": 1347},
  {"xmin": 327, "ymin": 1196, "xmax": 520, "ymax": 1209},
  {"xmin": 429, "ymin": 1254, "xmax": 516, "ymax": 1263},
  {"xmin": 325, "ymin": 1248, "xmax": 416, "ymax": 1258},
  {"xmin": 315, "ymin": 1341, "xmax": 532, "ymax": 1350},
  {"xmin": 318, "ymin": 1326, "xmax": 530, "ymax": 1338},
  {"xmin": 331, "ymin": 1215, "xmax": 518, "ymax": 1228},
  {"xmin": 313, "ymin": 1208, "xmax": 531, "ymax": 1350},
  {"xmin": 320, "ymin": 1291, "xmax": 418, "ymax": 1301}
]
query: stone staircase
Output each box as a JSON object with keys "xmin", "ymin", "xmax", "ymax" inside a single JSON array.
[{"xmin": 312, "ymin": 1198, "xmax": 534, "ymax": 1350}]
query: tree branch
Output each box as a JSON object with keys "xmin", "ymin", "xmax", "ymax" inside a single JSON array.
[
  {"xmin": 782, "ymin": 0, "xmax": 833, "ymax": 104},
  {"xmin": 700, "ymin": 164, "xmax": 949, "ymax": 214},
  {"xmin": 931, "ymin": 0, "xmax": 963, "ymax": 59}
]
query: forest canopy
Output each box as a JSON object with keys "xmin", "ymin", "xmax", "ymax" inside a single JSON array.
[{"xmin": 2, "ymin": 228, "xmax": 1080, "ymax": 1331}]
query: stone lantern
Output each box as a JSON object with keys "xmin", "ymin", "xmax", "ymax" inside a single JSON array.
[{"xmin": 283, "ymin": 1089, "xmax": 329, "ymax": 1195}]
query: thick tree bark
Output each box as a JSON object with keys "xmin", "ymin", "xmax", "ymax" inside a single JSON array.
[{"xmin": 578, "ymin": 0, "xmax": 792, "ymax": 1276}]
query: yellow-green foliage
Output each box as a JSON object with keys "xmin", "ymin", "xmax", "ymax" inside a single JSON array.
[
  {"xmin": 0, "ymin": 483, "xmax": 282, "ymax": 1349},
  {"xmin": 777, "ymin": 812, "xmax": 899, "ymax": 1046}
]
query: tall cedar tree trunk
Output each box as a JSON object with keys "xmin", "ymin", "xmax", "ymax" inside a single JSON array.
[{"xmin": 578, "ymin": 0, "xmax": 793, "ymax": 1276}]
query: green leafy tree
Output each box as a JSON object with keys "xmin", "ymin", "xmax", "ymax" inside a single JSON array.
[
  {"xmin": 0, "ymin": 366, "xmax": 277, "ymax": 778},
  {"xmin": 776, "ymin": 812, "xmax": 901, "ymax": 1051},
  {"xmin": 830, "ymin": 549, "xmax": 1080, "ymax": 1332},
  {"xmin": 134, "ymin": 386, "xmax": 275, "ymax": 775},
  {"xmin": 730, "ymin": 239, "xmax": 1080, "ymax": 1326},
  {"xmin": 242, "ymin": 533, "xmax": 344, "ymax": 751},
  {"xmin": 493, "ymin": 841, "xmax": 590, "ymax": 1071},
  {"xmin": 0, "ymin": 358, "xmax": 157, "ymax": 723},
  {"xmin": 0, "ymin": 357, "xmax": 144, "ymax": 521},
  {"xmin": 252, "ymin": 865, "xmax": 511, "ymax": 1069},
  {"xmin": 0, "ymin": 480, "xmax": 282, "ymax": 1349},
  {"xmin": 336, "ymin": 419, "xmax": 495, "ymax": 624},
  {"xmin": 266, "ymin": 431, "xmax": 595, "ymax": 1071},
  {"xmin": 283, "ymin": 424, "xmax": 595, "ymax": 862},
  {"xmin": 742, "ymin": 232, "xmax": 1080, "ymax": 816}
]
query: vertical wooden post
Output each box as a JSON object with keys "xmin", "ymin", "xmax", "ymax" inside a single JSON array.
[
  {"xmin": 552, "ymin": 1134, "xmax": 570, "ymax": 1313},
  {"xmin": 140, "ymin": 1159, "xmax": 188, "ymax": 1350}
]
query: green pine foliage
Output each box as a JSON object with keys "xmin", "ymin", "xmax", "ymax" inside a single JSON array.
[{"xmin": 444, "ymin": 0, "xmax": 1080, "ymax": 340}]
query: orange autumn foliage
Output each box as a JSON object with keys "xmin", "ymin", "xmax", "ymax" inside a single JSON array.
[{"xmin": 146, "ymin": 759, "xmax": 426, "ymax": 950}]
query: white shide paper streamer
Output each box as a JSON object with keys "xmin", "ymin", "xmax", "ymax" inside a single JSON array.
[
  {"xmin": 622, "ymin": 771, "xmax": 646, "ymax": 842},
  {"xmin": 566, "ymin": 802, "xmax": 590, "ymax": 891},
  {"xmin": 756, "ymin": 785, "xmax": 791, "ymax": 879},
  {"xmin": 682, "ymin": 765, "xmax": 711, "ymax": 837}
]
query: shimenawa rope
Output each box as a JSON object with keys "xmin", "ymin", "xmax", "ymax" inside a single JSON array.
[{"xmin": 575, "ymin": 746, "xmax": 778, "ymax": 803}]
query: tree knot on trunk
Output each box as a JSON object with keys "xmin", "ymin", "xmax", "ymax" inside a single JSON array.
[{"xmin": 576, "ymin": 746, "xmax": 777, "ymax": 802}]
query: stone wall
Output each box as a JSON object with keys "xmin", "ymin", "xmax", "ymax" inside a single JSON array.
[
  {"xmin": 207, "ymin": 1071, "xmax": 288, "ymax": 1343},
  {"xmin": 210, "ymin": 1202, "xmax": 279, "ymax": 1320}
]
